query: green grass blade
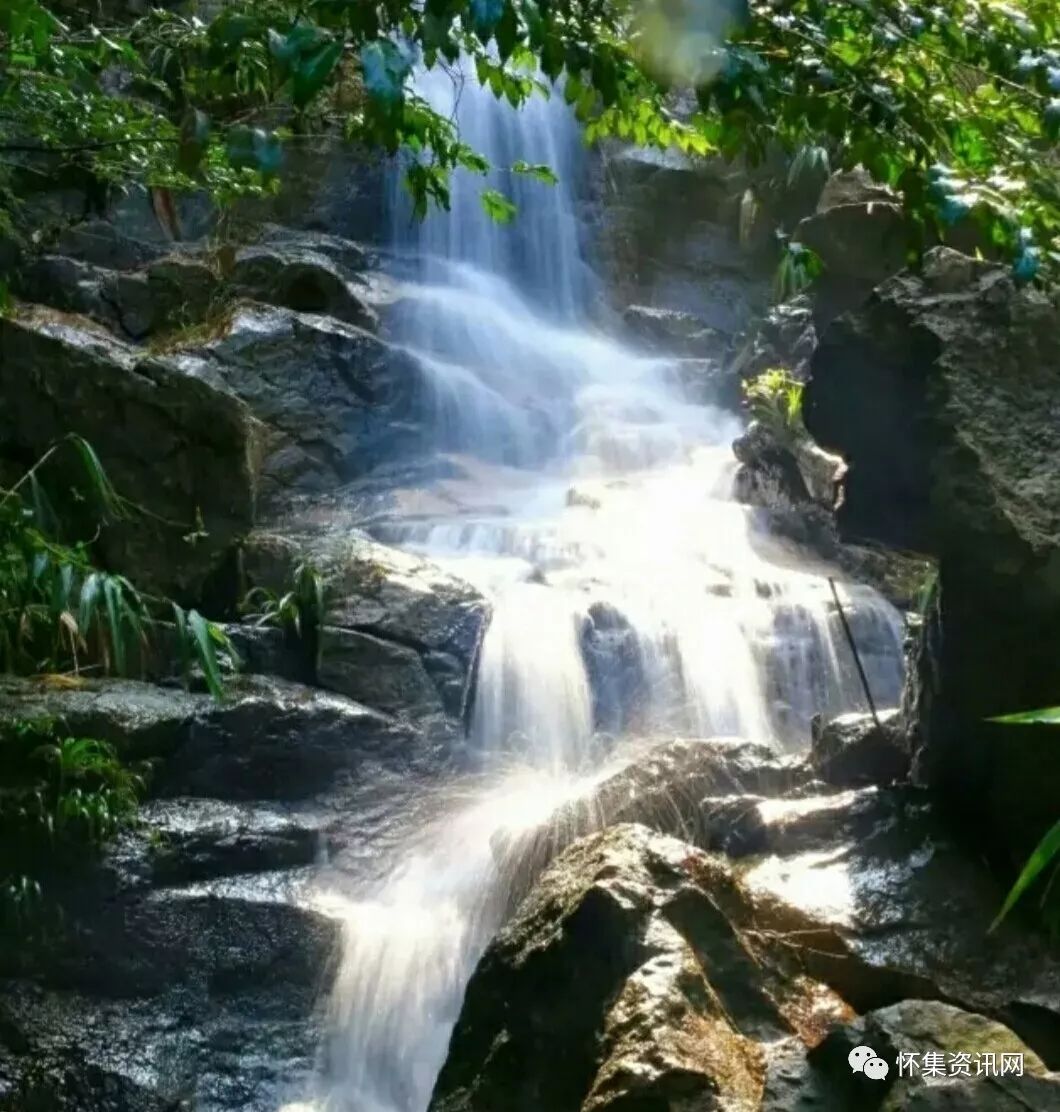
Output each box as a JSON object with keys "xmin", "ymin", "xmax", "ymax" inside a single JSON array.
[
  {"xmin": 188, "ymin": 609, "xmax": 224, "ymax": 700},
  {"xmin": 988, "ymin": 706, "xmax": 1060, "ymax": 725},
  {"xmin": 171, "ymin": 603, "xmax": 191, "ymax": 688},
  {"xmin": 66, "ymin": 435, "xmax": 124, "ymax": 521},
  {"xmin": 990, "ymin": 819, "xmax": 1060, "ymax": 932},
  {"xmin": 103, "ymin": 576, "xmax": 127, "ymax": 675},
  {"xmin": 78, "ymin": 572, "xmax": 101, "ymax": 639}
]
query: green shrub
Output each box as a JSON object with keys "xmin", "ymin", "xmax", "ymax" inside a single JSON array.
[
  {"xmin": 742, "ymin": 368, "xmax": 806, "ymax": 446},
  {"xmin": 0, "ymin": 434, "xmax": 234, "ymax": 694}
]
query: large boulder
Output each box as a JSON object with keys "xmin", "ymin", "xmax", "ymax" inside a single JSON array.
[
  {"xmin": 230, "ymin": 244, "xmax": 379, "ymax": 332},
  {"xmin": 158, "ymin": 305, "xmax": 427, "ymax": 497},
  {"xmin": 794, "ymin": 169, "xmax": 907, "ymax": 322},
  {"xmin": 241, "ymin": 530, "xmax": 489, "ymax": 723},
  {"xmin": 0, "ymin": 308, "xmax": 262, "ymax": 601},
  {"xmin": 804, "ymin": 248, "xmax": 1060, "ymax": 863},
  {"xmin": 429, "ymin": 824, "xmax": 809, "ymax": 1112},
  {"xmin": 0, "ymin": 673, "xmax": 422, "ymax": 801}
]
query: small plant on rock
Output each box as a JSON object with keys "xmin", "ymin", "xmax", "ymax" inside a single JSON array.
[
  {"xmin": 742, "ymin": 368, "xmax": 806, "ymax": 446},
  {"xmin": 241, "ymin": 561, "xmax": 327, "ymax": 675},
  {"xmin": 0, "ymin": 717, "xmax": 147, "ymax": 936}
]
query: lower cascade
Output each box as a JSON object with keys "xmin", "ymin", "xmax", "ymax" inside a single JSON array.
[{"xmin": 298, "ymin": 67, "xmax": 904, "ymax": 1112}]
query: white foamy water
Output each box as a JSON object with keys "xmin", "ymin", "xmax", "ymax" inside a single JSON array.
[{"xmin": 293, "ymin": 61, "xmax": 906, "ymax": 1112}]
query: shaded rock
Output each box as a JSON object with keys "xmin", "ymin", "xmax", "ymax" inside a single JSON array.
[
  {"xmin": 729, "ymin": 294, "xmax": 818, "ymax": 384},
  {"xmin": 231, "ymin": 244, "xmax": 379, "ymax": 331},
  {"xmin": 0, "ymin": 673, "xmax": 420, "ymax": 801},
  {"xmin": 52, "ymin": 217, "xmax": 167, "ymax": 271},
  {"xmin": 0, "ymin": 308, "xmax": 262, "ymax": 600},
  {"xmin": 795, "ymin": 171, "xmax": 907, "ymax": 321},
  {"xmin": 621, "ymin": 305, "xmax": 728, "ymax": 357},
  {"xmin": 810, "ymin": 709, "xmax": 909, "ymax": 787},
  {"xmin": 592, "ymin": 146, "xmax": 772, "ymax": 336},
  {"xmin": 0, "ymin": 1049, "xmax": 181, "ymax": 1112},
  {"xmin": 158, "ymin": 305, "xmax": 426, "ymax": 495},
  {"xmin": 137, "ymin": 799, "xmax": 330, "ymax": 884},
  {"xmin": 804, "ymin": 248, "xmax": 1060, "ymax": 863},
  {"xmin": 318, "ymin": 626, "xmax": 446, "ymax": 722}
]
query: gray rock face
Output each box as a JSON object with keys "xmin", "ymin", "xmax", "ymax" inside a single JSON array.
[
  {"xmin": 0, "ymin": 673, "xmax": 421, "ymax": 800},
  {"xmin": 160, "ymin": 305, "xmax": 426, "ymax": 496},
  {"xmin": 231, "ymin": 244, "xmax": 379, "ymax": 332},
  {"xmin": 804, "ymin": 248, "xmax": 1060, "ymax": 863},
  {"xmin": 794, "ymin": 170, "xmax": 908, "ymax": 322},
  {"xmin": 592, "ymin": 146, "xmax": 772, "ymax": 338},
  {"xmin": 242, "ymin": 529, "xmax": 488, "ymax": 723},
  {"xmin": 0, "ymin": 664, "xmax": 420, "ymax": 1111},
  {"xmin": 621, "ymin": 304, "xmax": 729, "ymax": 358},
  {"xmin": 0, "ymin": 309, "xmax": 261, "ymax": 601},
  {"xmin": 811, "ymin": 709, "xmax": 908, "ymax": 787}
]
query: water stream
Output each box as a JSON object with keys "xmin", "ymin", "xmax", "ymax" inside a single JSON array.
[{"xmin": 293, "ymin": 64, "xmax": 905, "ymax": 1112}]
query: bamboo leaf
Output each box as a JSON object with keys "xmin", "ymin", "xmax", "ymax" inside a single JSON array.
[
  {"xmin": 171, "ymin": 603, "xmax": 191, "ymax": 689},
  {"xmin": 103, "ymin": 576, "xmax": 127, "ymax": 676},
  {"xmin": 989, "ymin": 706, "xmax": 1060, "ymax": 725},
  {"xmin": 188, "ymin": 609, "xmax": 224, "ymax": 700},
  {"xmin": 990, "ymin": 819, "xmax": 1060, "ymax": 931},
  {"xmin": 78, "ymin": 572, "xmax": 101, "ymax": 639}
]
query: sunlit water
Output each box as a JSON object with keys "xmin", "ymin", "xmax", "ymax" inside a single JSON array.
[{"xmin": 290, "ymin": 63, "xmax": 906, "ymax": 1112}]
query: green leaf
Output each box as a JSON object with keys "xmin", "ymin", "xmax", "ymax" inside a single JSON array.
[
  {"xmin": 511, "ymin": 160, "xmax": 558, "ymax": 184},
  {"xmin": 293, "ymin": 41, "xmax": 343, "ymax": 107},
  {"xmin": 989, "ymin": 706, "xmax": 1060, "ymax": 725},
  {"xmin": 171, "ymin": 603, "xmax": 191, "ymax": 688},
  {"xmin": 188, "ymin": 609, "xmax": 224, "ymax": 701},
  {"xmin": 480, "ymin": 188, "xmax": 518, "ymax": 224},
  {"xmin": 78, "ymin": 572, "xmax": 101, "ymax": 641},
  {"xmin": 103, "ymin": 575, "xmax": 127, "ymax": 676},
  {"xmin": 990, "ymin": 819, "xmax": 1060, "ymax": 931}
]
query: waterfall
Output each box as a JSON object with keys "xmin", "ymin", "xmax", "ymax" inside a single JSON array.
[{"xmin": 293, "ymin": 61, "xmax": 905, "ymax": 1112}]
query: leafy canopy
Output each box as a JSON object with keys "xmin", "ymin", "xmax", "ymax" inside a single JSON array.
[{"xmin": 0, "ymin": 0, "xmax": 1058, "ymax": 273}]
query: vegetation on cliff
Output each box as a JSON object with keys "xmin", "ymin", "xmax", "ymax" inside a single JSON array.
[{"xmin": 1, "ymin": 0, "xmax": 1057, "ymax": 273}]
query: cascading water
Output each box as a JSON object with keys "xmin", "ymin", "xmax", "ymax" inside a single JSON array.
[{"xmin": 294, "ymin": 62, "xmax": 905, "ymax": 1112}]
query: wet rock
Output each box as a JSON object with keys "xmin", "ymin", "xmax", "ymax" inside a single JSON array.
[
  {"xmin": 430, "ymin": 825, "xmax": 796, "ymax": 1112},
  {"xmin": 592, "ymin": 146, "xmax": 772, "ymax": 336},
  {"xmin": 0, "ymin": 1048, "xmax": 182, "ymax": 1112},
  {"xmin": 804, "ymin": 248, "xmax": 1060, "ymax": 864},
  {"xmin": 810, "ymin": 709, "xmax": 908, "ymax": 787},
  {"xmin": 157, "ymin": 305, "xmax": 426, "ymax": 495},
  {"xmin": 496, "ymin": 738, "xmax": 810, "ymax": 906},
  {"xmin": 733, "ymin": 786, "xmax": 1060, "ymax": 1055},
  {"xmin": 0, "ymin": 308, "xmax": 262, "ymax": 600},
  {"xmin": 812, "ymin": 1000, "xmax": 1059, "ymax": 1110},
  {"xmin": 0, "ymin": 673, "xmax": 420, "ymax": 801},
  {"xmin": 136, "ymin": 799, "xmax": 331, "ymax": 884},
  {"xmin": 252, "ymin": 223, "xmax": 378, "ymax": 274},
  {"xmin": 729, "ymin": 294, "xmax": 818, "ymax": 383},
  {"xmin": 318, "ymin": 626, "xmax": 446, "ymax": 722},
  {"xmin": 621, "ymin": 305, "xmax": 729, "ymax": 357},
  {"xmin": 579, "ymin": 602, "xmax": 647, "ymax": 733},
  {"xmin": 52, "ymin": 217, "xmax": 167, "ymax": 271},
  {"xmin": 231, "ymin": 244, "xmax": 379, "ymax": 331},
  {"xmin": 243, "ymin": 529, "xmax": 488, "ymax": 673}
]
